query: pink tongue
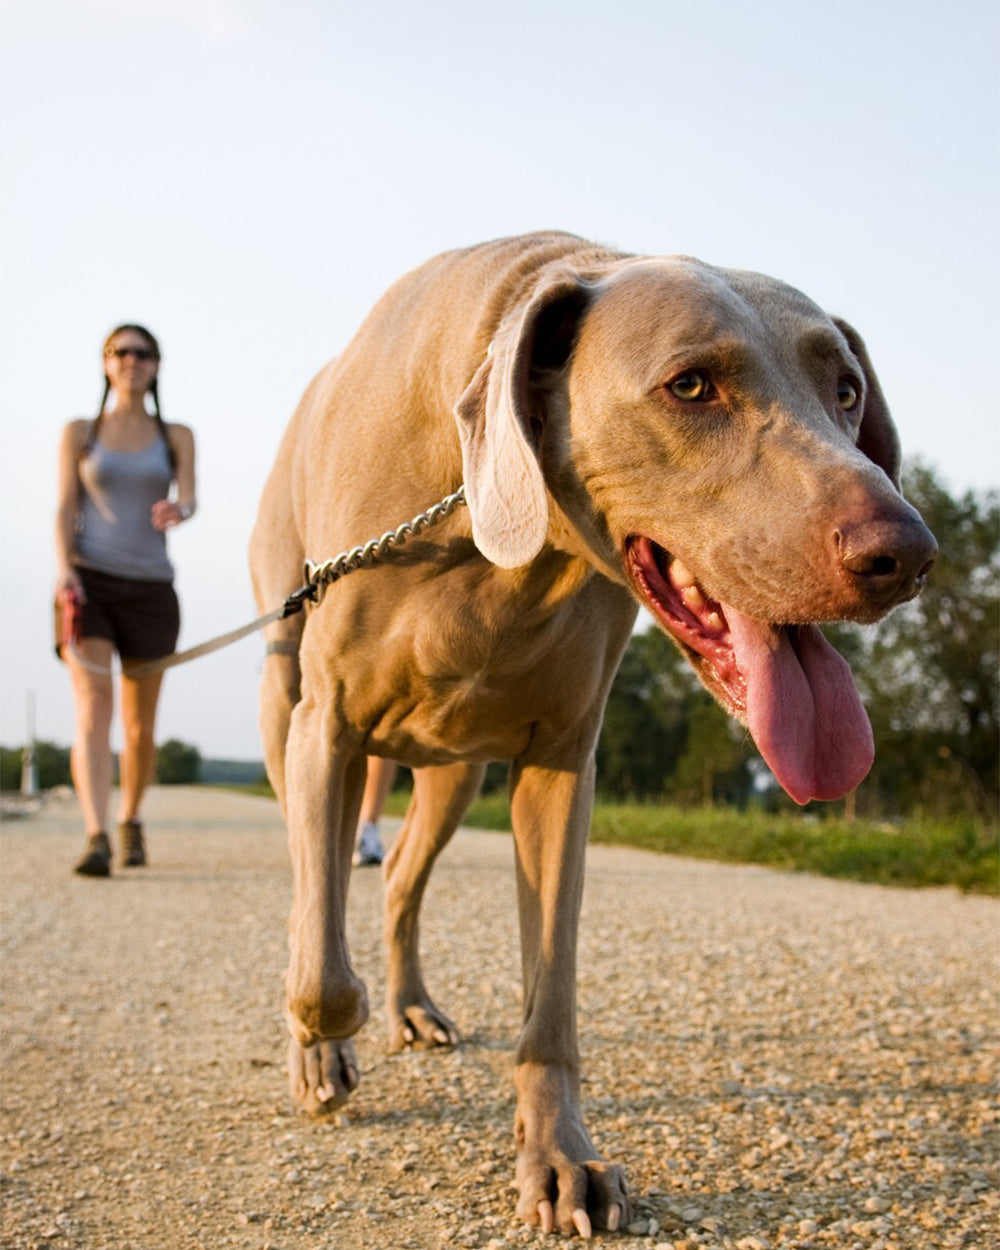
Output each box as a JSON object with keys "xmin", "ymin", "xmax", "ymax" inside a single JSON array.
[{"xmin": 724, "ymin": 607, "xmax": 874, "ymax": 805}]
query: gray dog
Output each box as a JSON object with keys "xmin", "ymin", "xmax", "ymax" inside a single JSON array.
[{"xmin": 250, "ymin": 232, "xmax": 936, "ymax": 1237}]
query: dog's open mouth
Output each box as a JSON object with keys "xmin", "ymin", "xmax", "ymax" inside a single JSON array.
[
  {"xmin": 624, "ymin": 535, "xmax": 874, "ymax": 805},
  {"xmin": 624, "ymin": 536, "xmax": 746, "ymax": 714}
]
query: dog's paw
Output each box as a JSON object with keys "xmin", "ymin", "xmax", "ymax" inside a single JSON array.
[
  {"xmin": 387, "ymin": 996, "xmax": 459, "ymax": 1052},
  {"xmin": 515, "ymin": 1151, "xmax": 630, "ymax": 1238},
  {"xmin": 287, "ymin": 1036, "xmax": 359, "ymax": 1115}
]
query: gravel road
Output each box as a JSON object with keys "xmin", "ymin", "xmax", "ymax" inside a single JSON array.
[{"xmin": 1, "ymin": 786, "xmax": 996, "ymax": 1250}]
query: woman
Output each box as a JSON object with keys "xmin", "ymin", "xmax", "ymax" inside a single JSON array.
[{"xmin": 55, "ymin": 324, "xmax": 196, "ymax": 876}]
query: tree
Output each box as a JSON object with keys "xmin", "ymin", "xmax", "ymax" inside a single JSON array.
[
  {"xmin": 0, "ymin": 747, "xmax": 22, "ymax": 791},
  {"xmin": 596, "ymin": 626, "xmax": 695, "ymax": 799},
  {"xmin": 34, "ymin": 741, "xmax": 73, "ymax": 789},
  {"xmin": 0, "ymin": 741, "xmax": 72, "ymax": 791},
  {"xmin": 666, "ymin": 695, "xmax": 754, "ymax": 807},
  {"xmin": 156, "ymin": 739, "xmax": 202, "ymax": 785},
  {"xmin": 596, "ymin": 624, "xmax": 754, "ymax": 804}
]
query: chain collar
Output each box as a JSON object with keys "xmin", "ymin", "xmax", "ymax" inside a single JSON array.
[{"xmin": 301, "ymin": 485, "xmax": 467, "ymax": 608}]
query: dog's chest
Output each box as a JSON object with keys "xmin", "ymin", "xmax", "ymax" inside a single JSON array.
[{"xmin": 343, "ymin": 570, "xmax": 635, "ymax": 764}]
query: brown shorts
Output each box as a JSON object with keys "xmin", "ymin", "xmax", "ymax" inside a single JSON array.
[{"xmin": 57, "ymin": 566, "xmax": 180, "ymax": 662}]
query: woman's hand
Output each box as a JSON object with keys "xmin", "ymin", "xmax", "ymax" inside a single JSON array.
[
  {"xmin": 55, "ymin": 567, "xmax": 84, "ymax": 604},
  {"xmin": 157, "ymin": 426, "xmax": 197, "ymax": 532},
  {"xmin": 151, "ymin": 499, "xmax": 193, "ymax": 531}
]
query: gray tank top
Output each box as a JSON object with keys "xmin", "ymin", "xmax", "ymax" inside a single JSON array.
[{"xmin": 74, "ymin": 434, "xmax": 175, "ymax": 582}]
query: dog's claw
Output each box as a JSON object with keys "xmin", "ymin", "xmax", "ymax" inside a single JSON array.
[
  {"xmin": 288, "ymin": 1037, "xmax": 359, "ymax": 1115},
  {"xmin": 515, "ymin": 1140, "xmax": 630, "ymax": 1236},
  {"xmin": 389, "ymin": 999, "xmax": 460, "ymax": 1051}
]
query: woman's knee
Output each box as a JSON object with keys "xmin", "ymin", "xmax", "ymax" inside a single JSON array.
[
  {"xmin": 121, "ymin": 719, "xmax": 156, "ymax": 754},
  {"xmin": 74, "ymin": 682, "xmax": 113, "ymax": 735}
]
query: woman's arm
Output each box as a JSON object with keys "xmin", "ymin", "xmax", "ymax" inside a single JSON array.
[
  {"xmin": 152, "ymin": 423, "xmax": 197, "ymax": 530},
  {"xmin": 55, "ymin": 421, "xmax": 87, "ymax": 598}
]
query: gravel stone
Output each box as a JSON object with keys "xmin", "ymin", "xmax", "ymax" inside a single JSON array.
[{"xmin": 2, "ymin": 786, "xmax": 997, "ymax": 1249}]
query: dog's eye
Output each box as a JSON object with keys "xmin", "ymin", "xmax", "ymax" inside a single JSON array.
[
  {"xmin": 837, "ymin": 377, "xmax": 861, "ymax": 411},
  {"xmin": 668, "ymin": 370, "xmax": 714, "ymax": 402}
]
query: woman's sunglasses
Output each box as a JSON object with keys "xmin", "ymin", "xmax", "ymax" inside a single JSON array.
[{"xmin": 105, "ymin": 346, "xmax": 157, "ymax": 361}]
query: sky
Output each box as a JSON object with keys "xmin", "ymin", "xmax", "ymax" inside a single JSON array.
[{"xmin": 1, "ymin": 0, "xmax": 998, "ymax": 762}]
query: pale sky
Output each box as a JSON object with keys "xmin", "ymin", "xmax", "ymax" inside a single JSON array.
[{"xmin": 2, "ymin": 0, "xmax": 998, "ymax": 761}]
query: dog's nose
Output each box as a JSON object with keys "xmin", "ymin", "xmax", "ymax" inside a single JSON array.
[{"xmin": 834, "ymin": 513, "xmax": 938, "ymax": 609}]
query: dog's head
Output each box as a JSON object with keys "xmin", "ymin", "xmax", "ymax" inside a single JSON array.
[{"xmin": 454, "ymin": 257, "xmax": 937, "ymax": 805}]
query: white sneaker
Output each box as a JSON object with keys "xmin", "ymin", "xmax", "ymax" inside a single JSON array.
[{"xmin": 353, "ymin": 821, "xmax": 384, "ymax": 867}]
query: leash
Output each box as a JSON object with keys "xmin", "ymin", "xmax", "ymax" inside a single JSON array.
[{"xmin": 67, "ymin": 487, "xmax": 467, "ymax": 680}]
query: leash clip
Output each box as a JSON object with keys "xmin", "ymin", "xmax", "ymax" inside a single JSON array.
[{"xmin": 281, "ymin": 582, "xmax": 319, "ymax": 618}]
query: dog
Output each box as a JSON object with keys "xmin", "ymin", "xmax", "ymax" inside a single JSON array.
[{"xmin": 250, "ymin": 231, "xmax": 936, "ymax": 1237}]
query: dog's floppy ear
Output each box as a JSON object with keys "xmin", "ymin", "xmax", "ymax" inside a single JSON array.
[
  {"xmin": 455, "ymin": 272, "xmax": 592, "ymax": 568},
  {"xmin": 833, "ymin": 317, "xmax": 902, "ymax": 490}
]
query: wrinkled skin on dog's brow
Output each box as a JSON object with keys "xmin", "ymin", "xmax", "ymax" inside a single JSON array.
[{"xmin": 250, "ymin": 231, "xmax": 936, "ymax": 1237}]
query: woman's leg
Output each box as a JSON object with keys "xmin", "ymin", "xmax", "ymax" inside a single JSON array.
[
  {"xmin": 65, "ymin": 639, "xmax": 115, "ymax": 834},
  {"xmin": 354, "ymin": 757, "xmax": 398, "ymax": 866},
  {"xmin": 118, "ymin": 669, "xmax": 165, "ymax": 822},
  {"xmin": 360, "ymin": 757, "xmax": 398, "ymax": 826}
]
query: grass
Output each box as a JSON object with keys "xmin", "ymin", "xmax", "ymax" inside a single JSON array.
[
  {"xmin": 383, "ymin": 790, "xmax": 997, "ymax": 896},
  {"xmin": 227, "ymin": 783, "xmax": 998, "ymax": 895},
  {"xmin": 230, "ymin": 780, "xmax": 280, "ymax": 799}
]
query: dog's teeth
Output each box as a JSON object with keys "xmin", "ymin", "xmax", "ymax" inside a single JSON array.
[
  {"xmin": 682, "ymin": 585, "xmax": 705, "ymax": 610},
  {"xmin": 706, "ymin": 611, "xmax": 724, "ymax": 633},
  {"xmin": 670, "ymin": 558, "xmax": 697, "ymax": 589}
]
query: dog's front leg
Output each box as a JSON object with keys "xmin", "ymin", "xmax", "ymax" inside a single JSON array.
[
  {"xmin": 383, "ymin": 761, "xmax": 486, "ymax": 1050},
  {"xmin": 283, "ymin": 694, "xmax": 369, "ymax": 1114},
  {"xmin": 509, "ymin": 749, "xmax": 631, "ymax": 1238}
]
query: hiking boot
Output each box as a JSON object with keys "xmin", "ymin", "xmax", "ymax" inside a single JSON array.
[
  {"xmin": 74, "ymin": 831, "xmax": 112, "ymax": 877},
  {"xmin": 353, "ymin": 821, "xmax": 384, "ymax": 867},
  {"xmin": 118, "ymin": 819, "xmax": 147, "ymax": 867}
]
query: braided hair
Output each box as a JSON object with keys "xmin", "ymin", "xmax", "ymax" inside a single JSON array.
[{"xmin": 85, "ymin": 323, "xmax": 176, "ymax": 472}]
